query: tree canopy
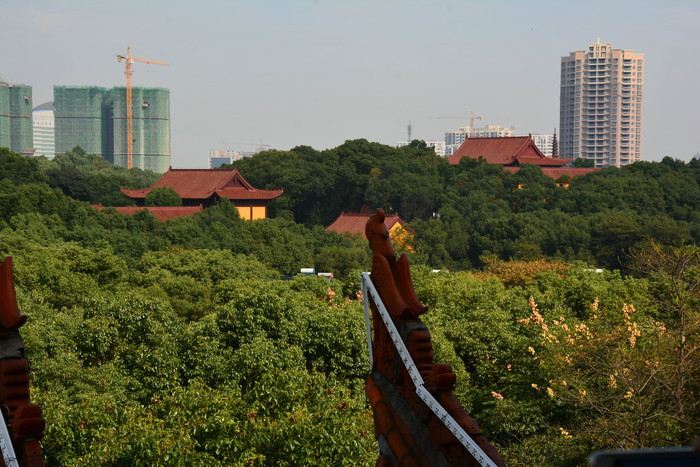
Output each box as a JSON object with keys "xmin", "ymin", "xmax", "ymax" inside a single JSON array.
[{"xmin": 0, "ymin": 145, "xmax": 697, "ymax": 464}]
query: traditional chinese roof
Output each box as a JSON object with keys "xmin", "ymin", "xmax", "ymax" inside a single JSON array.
[
  {"xmin": 327, "ymin": 212, "xmax": 405, "ymax": 238},
  {"xmin": 448, "ymin": 136, "xmax": 571, "ymax": 167},
  {"xmin": 448, "ymin": 136, "xmax": 601, "ymax": 179},
  {"xmin": 96, "ymin": 205, "xmax": 204, "ymax": 222},
  {"xmin": 121, "ymin": 168, "xmax": 283, "ymax": 202}
]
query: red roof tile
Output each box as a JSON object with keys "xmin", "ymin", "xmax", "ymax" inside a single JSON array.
[
  {"xmin": 215, "ymin": 187, "xmax": 284, "ymax": 200},
  {"xmin": 326, "ymin": 212, "xmax": 405, "ymax": 238},
  {"xmin": 448, "ymin": 136, "xmax": 572, "ymax": 167},
  {"xmin": 96, "ymin": 205, "xmax": 204, "ymax": 222},
  {"xmin": 121, "ymin": 167, "xmax": 282, "ymax": 202},
  {"xmin": 515, "ymin": 155, "xmax": 569, "ymax": 167}
]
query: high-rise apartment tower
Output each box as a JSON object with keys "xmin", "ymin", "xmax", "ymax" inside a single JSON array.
[
  {"xmin": 54, "ymin": 85, "xmax": 170, "ymax": 173},
  {"xmin": 560, "ymin": 40, "xmax": 643, "ymax": 167},
  {"xmin": 0, "ymin": 81, "xmax": 33, "ymax": 153},
  {"xmin": 32, "ymin": 101, "xmax": 55, "ymax": 158}
]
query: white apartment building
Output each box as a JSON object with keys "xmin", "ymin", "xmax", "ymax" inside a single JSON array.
[
  {"xmin": 531, "ymin": 133, "xmax": 555, "ymax": 158},
  {"xmin": 444, "ymin": 125, "xmax": 514, "ymax": 157},
  {"xmin": 32, "ymin": 101, "xmax": 55, "ymax": 158},
  {"xmin": 208, "ymin": 149, "xmax": 255, "ymax": 168},
  {"xmin": 560, "ymin": 39, "xmax": 643, "ymax": 168},
  {"xmin": 396, "ymin": 140, "xmax": 446, "ymax": 157}
]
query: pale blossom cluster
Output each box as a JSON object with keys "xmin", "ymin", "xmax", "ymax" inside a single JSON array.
[
  {"xmin": 518, "ymin": 296, "xmax": 549, "ymax": 338},
  {"xmin": 622, "ymin": 303, "xmax": 641, "ymax": 347}
]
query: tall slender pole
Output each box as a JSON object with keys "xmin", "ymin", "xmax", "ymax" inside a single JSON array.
[
  {"xmin": 126, "ymin": 46, "xmax": 133, "ymax": 169},
  {"xmin": 116, "ymin": 45, "xmax": 168, "ymax": 170}
]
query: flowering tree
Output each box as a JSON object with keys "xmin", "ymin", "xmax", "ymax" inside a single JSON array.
[{"xmin": 519, "ymin": 245, "xmax": 699, "ymax": 450}]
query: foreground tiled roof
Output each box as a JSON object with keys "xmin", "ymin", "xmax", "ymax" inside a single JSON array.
[
  {"xmin": 96, "ymin": 205, "xmax": 204, "ymax": 222},
  {"xmin": 121, "ymin": 167, "xmax": 282, "ymax": 201},
  {"xmin": 326, "ymin": 212, "xmax": 404, "ymax": 238}
]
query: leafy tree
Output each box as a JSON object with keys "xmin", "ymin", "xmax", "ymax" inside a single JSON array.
[
  {"xmin": 145, "ymin": 186, "xmax": 182, "ymax": 206},
  {"xmin": 573, "ymin": 158, "xmax": 595, "ymax": 168}
]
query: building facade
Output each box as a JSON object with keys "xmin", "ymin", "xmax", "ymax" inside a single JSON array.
[
  {"xmin": 396, "ymin": 140, "xmax": 446, "ymax": 157},
  {"xmin": 112, "ymin": 87, "xmax": 170, "ymax": 173},
  {"xmin": 0, "ymin": 81, "xmax": 33, "ymax": 153},
  {"xmin": 207, "ymin": 149, "xmax": 255, "ymax": 168},
  {"xmin": 54, "ymin": 86, "xmax": 113, "ymax": 159},
  {"xmin": 32, "ymin": 101, "xmax": 55, "ymax": 158},
  {"xmin": 560, "ymin": 40, "xmax": 643, "ymax": 168},
  {"xmin": 444, "ymin": 125, "xmax": 514, "ymax": 157},
  {"xmin": 531, "ymin": 133, "xmax": 554, "ymax": 158},
  {"xmin": 54, "ymin": 85, "xmax": 170, "ymax": 172}
]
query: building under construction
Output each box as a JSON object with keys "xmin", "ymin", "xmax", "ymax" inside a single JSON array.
[
  {"xmin": 54, "ymin": 86, "xmax": 113, "ymax": 159},
  {"xmin": 112, "ymin": 87, "xmax": 170, "ymax": 173},
  {"xmin": 54, "ymin": 85, "xmax": 170, "ymax": 173},
  {"xmin": 0, "ymin": 81, "xmax": 33, "ymax": 154}
]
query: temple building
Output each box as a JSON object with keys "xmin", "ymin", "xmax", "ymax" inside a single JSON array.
[
  {"xmin": 327, "ymin": 211, "xmax": 413, "ymax": 252},
  {"xmin": 447, "ymin": 135, "xmax": 598, "ymax": 179},
  {"xmin": 120, "ymin": 167, "xmax": 283, "ymax": 220}
]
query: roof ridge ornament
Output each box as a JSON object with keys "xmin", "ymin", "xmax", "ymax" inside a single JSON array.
[{"xmin": 362, "ymin": 209, "xmax": 505, "ymax": 466}]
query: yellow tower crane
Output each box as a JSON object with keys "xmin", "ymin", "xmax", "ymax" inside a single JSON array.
[
  {"xmin": 116, "ymin": 45, "xmax": 169, "ymax": 169},
  {"xmin": 433, "ymin": 111, "xmax": 482, "ymax": 132}
]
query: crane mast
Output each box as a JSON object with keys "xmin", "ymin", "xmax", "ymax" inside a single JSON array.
[
  {"xmin": 434, "ymin": 111, "xmax": 482, "ymax": 133},
  {"xmin": 116, "ymin": 45, "xmax": 169, "ymax": 169}
]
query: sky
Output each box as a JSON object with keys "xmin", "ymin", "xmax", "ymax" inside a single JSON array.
[{"xmin": 2, "ymin": 0, "xmax": 699, "ymax": 168}]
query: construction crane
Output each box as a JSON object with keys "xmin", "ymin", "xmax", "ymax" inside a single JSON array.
[
  {"xmin": 223, "ymin": 139, "xmax": 271, "ymax": 153},
  {"xmin": 433, "ymin": 111, "xmax": 482, "ymax": 131},
  {"xmin": 116, "ymin": 45, "xmax": 169, "ymax": 169}
]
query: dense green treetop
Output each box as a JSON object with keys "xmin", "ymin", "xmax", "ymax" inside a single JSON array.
[{"xmin": 0, "ymin": 146, "xmax": 697, "ymax": 464}]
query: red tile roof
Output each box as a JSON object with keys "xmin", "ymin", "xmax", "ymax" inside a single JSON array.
[
  {"xmin": 215, "ymin": 187, "xmax": 283, "ymax": 200},
  {"xmin": 449, "ymin": 136, "xmax": 599, "ymax": 179},
  {"xmin": 326, "ymin": 212, "xmax": 405, "ymax": 238},
  {"xmin": 448, "ymin": 136, "xmax": 572, "ymax": 167},
  {"xmin": 96, "ymin": 205, "xmax": 204, "ymax": 222},
  {"xmin": 121, "ymin": 167, "xmax": 282, "ymax": 202}
]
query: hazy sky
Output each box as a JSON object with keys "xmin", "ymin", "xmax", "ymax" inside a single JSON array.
[{"xmin": 2, "ymin": 0, "xmax": 699, "ymax": 168}]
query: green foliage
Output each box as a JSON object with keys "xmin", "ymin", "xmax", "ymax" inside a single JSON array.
[
  {"xmin": 573, "ymin": 158, "xmax": 595, "ymax": 168},
  {"xmin": 0, "ymin": 146, "xmax": 697, "ymax": 464},
  {"xmin": 145, "ymin": 186, "xmax": 182, "ymax": 207}
]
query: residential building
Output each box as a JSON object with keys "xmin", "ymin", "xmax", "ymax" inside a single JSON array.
[
  {"xmin": 531, "ymin": 133, "xmax": 554, "ymax": 158},
  {"xmin": 0, "ymin": 81, "xmax": 33, "ymax": 154},
  {"xmin": 396, "ymin": 140, "xmax": 446, "ymax": 157},
  {"xmin": 32, "ymin": 101, "xmax": 55, "ymax": 158},
  {"xmin": 54, "ymin": 86, "xmax": 112, "ymax": 159},
  {"xmin": 112, "ymin": 87, "xmax": 170, "ymax": 173},
  {"xmin": 560, "ymin": 39, "xmax": 643, "ymax": 168},
  {"xmin": 444, "ymin": 125, "xmax": 514, "ymax": 157},
  {"xmin": 207, "ymin": 149, "xmax": 255, "ymax": 168},
  {"xmin": 54, "ymin": 85, "xmax": 170, "ymax": 172}
]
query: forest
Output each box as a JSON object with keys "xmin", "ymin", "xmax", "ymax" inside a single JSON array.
[{"xmin": 0, "ymin": 143, "xmax": 698, "ymax": 465}]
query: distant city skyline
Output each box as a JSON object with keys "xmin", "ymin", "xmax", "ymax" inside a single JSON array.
[{"xmin": 2, "ymin": 1, "xmax": 699, "ymax": 168}]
